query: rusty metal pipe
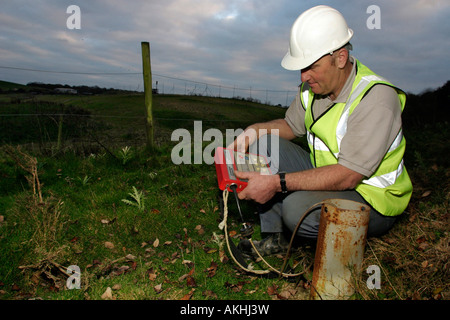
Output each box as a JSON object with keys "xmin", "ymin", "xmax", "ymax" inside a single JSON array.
[{"xmin": 310, "ymin": 199, "xmax": 370, "ymax": 300}]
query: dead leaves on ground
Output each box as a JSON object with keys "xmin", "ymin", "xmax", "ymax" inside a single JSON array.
[
  {"xmin": 90, "ymin": 220, "xmax": 309, "ymax": 300},
  {"xmin": 266, "ymin": 283, "xmax": 310, "ymax": 300},
  {"xmin": 84, "ymin": 223, "xmax": 229, "ymax": 300},
  {"xmin": 11, "ymin": 218, "xmax": 310, "ymax": 301}
]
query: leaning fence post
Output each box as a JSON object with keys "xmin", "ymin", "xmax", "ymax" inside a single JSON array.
[{"xmin": 141, "ymin": 41, "xmax": 154, "ymax": 150}]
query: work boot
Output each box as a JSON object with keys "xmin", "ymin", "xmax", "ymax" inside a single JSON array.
[{"xmin": 238, "ymin": 233, "xmax": 289, "ymax": 259}]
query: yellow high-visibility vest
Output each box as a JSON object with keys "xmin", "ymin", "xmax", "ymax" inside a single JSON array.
[{"xmin": 301, "ymin": 59, "xmax": 412, "ymax": 216}]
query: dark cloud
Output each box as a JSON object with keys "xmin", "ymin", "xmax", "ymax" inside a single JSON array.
[{"xmin": 1, "ymin": 0, "xmax": 449, "ymax": 104}]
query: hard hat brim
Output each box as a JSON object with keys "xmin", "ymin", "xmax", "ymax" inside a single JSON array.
[{"xmin": 281, "ymin": 51, "xmax": 322, "ymax": 71}]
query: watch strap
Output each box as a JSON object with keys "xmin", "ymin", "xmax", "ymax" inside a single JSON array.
[{"xmin": 278, "ymin": 172, "xmax": 287, "ymax": 194}]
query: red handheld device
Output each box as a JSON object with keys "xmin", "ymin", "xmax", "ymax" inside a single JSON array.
[{"xmin": 214, "ymin": 147, "xmax": 271, "ymax": 192}]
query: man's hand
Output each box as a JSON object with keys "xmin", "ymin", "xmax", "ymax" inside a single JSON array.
[
  {"xmin": 227, "ymin": 119, "xmax": 295, "ymax": 153},
  {"xmin": 235, "ymin": 171, "xmax": 280, "ymax": 204},
  {"xmin": 227, "ymin": 126, "xmax": 258, "ymax": 153}
]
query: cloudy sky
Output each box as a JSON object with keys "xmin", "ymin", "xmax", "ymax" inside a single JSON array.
[{"xmin": 1, "ymin": 0, "xmax": 449, "ymax": 105}]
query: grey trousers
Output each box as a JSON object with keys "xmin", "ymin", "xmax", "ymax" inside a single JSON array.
[{"xmin": 249, "ymin": 135, "xmax": 397, "ymax": 239}]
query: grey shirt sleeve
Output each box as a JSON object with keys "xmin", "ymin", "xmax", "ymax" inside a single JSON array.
[{"xmin": 338, "ymin": 84, "xmax": 403, "ymax": 177}]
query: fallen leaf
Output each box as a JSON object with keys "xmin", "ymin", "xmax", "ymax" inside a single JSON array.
[
  {"xmin": 278, "ymin": 288, "xmax": 297, "ymax": 300},
  {"xmin": 244, "ymin": 288, "xmax": 257, "ymax": 295},
  {"xmin": 219, "ymin": 249, "xmax": 228, "ymax": 263},
  {"xmin": 70, "ymin": 236, "xmax": 79, "ymax": 243},
  {"xmin": 154, "ymin": 283, "xmax": 162, "ymax": 293},
  {"xmin": 104, "ymin": 241, "xmax": 115, "ymax": 249},
  {"xmin": 203, "ymin": 247, "xmax": 217, "ymax": 254},
  {"xmin": 205, "ymin": 261, "xmax": 218, "ymax": 278},
  {"xmin": 92, "ymin": 259, "xmax": 102, "ymax": 266},
  {"xmin": 117, "ymin": 265, "xmax": 130, "ymax": 273},
  {"xmin": 178, "ymin": 273, "xmax": 189, "ymax": 282},
  {"xmin": 383, "ymin": 238, "xmax": 395, "ymax": 244},
  {"xmin": 421, "ymin": 190, "xmax": 432, "ymax": 198},
  {"xmin": 125, "ymin": 254, "xmax": 136, "ymax": 260},
  {"xmin": 181, "ymin": 288, "xmax": 195, "ymax": 300},
  {"xmin": 195, "ymin": 225, "xmax": 205, "ymax": 235},
  {"xmin": 101, "ymin": 287, "xmax": 113, "ymax": 300},
  {"xmin": 433, "ymin": 287, "xmax": 443, "ymax": 296},
  {"xmin": 31, "ymin": 271, "xmax": 41, "ymax": 285},
  {"xmin": 153, "ymin": 238, "xmax": 160, "ymax": 248},
  {"xmin": 203, "ymin": 290, "xmax": 218, "ymax": 299},
  {"xmin": 101, "ymin": 217, "xmax": 116, "ymax": 225},
  {"xmin": 267, "ymin": 284, "xmax": 279, "ymax": 296},
  {"xmin": 147, "ymin": 268, "xmax": 157, "ymax": 281},
  {"xmin": 225, "ymin": 281, "xmax": 243, "ymax": 293},
  {"xmin": 228, "ymin": 230, "xmax": 237, "ymax": 238},
  {"xmin": 112, "ymin": 284, "xmax": 121, "ymax": 290},
  {"xmin": 416, "ymin": 236, "xmax": 427, "ymax": 243},
  {"xmin": 186, "ymin": 276, "xmax": 197, "ymax": 287}
]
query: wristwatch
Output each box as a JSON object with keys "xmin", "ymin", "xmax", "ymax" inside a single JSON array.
[{"xmin": 278, "ymin": 172, "xmax": 288, "ymax": 194}]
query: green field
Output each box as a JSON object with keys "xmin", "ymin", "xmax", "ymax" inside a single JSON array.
[{"xmin": 0, "ymin": 81, "xmax": 448, "ymax": 301}]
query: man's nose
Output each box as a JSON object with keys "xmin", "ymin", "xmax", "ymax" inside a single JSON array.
[{"xmin": 301, "ymin": 70, "xmax": 311, "ymax": 83}]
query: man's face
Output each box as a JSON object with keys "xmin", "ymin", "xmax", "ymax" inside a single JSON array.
[{"xmin": 300, "ymin": 54, "xmax": 339, "ymax": 96}]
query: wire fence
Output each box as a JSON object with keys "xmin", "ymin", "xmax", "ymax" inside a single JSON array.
[
  {"xmin": 151, "ymin": 73, "xmax": 296, "ymax": 107},
  {"xmin": 0, "ymin": 65, "xmax": 298, "ymax": 107},
  {"xmin": 0, "ymin": 65, "xmax": 297, "ymax": 155}
]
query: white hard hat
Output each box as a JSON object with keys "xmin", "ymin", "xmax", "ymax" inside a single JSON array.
[{"xmin": 281, "ymin": 5, "xmax": 353, "ymax": 71}]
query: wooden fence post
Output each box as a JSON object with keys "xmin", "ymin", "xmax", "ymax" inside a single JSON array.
[
  {"xmin": 56, "ymin": 113, "xmax": 63, "ymax": 152},
  {"xmin": 141, "ymin": 41, "xmax": 154, "ymax": 150}
]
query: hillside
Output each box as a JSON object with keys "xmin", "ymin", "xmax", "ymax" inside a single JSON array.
[
  {"xmin": 0, "ymin": 83, "xmax": 287, "ymax": 150},
  {"xmin": 0, "ymin": 80, "xmax": 27, "ymax": 91}
]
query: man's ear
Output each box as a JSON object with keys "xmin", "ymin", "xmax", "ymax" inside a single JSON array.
[{"xmin": 336, "ymin": 47, "xmax": 349, "ymax": 69}]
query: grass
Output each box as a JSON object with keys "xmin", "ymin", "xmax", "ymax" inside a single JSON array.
[{"xmin": 0, "ymin": 89, "xmax": 448, "ymax": 301}]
